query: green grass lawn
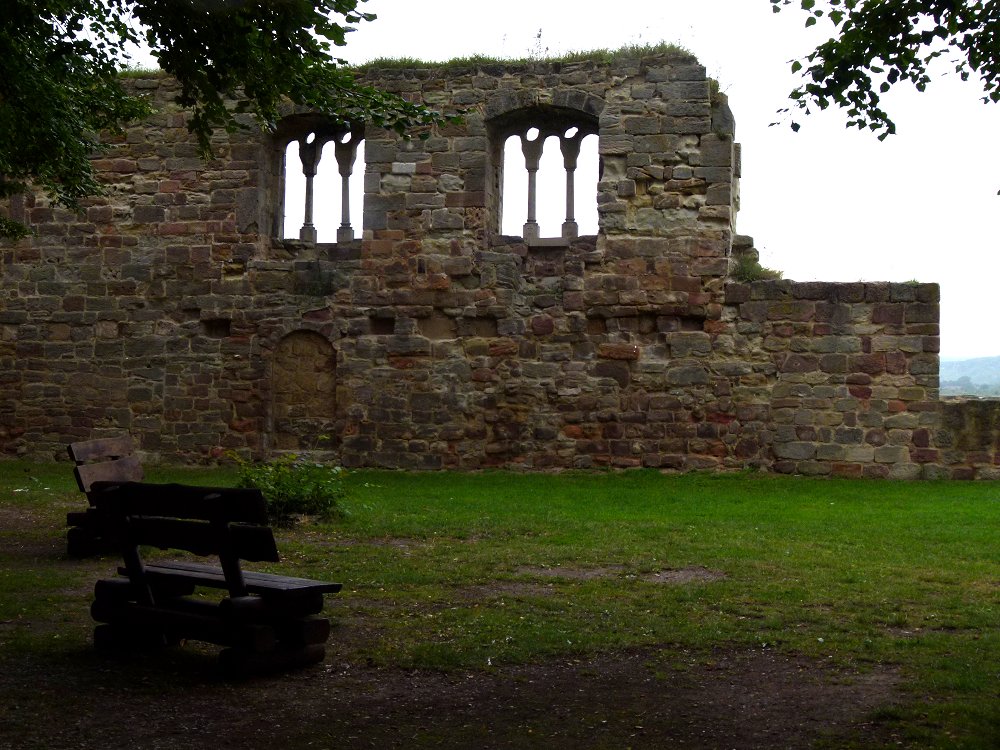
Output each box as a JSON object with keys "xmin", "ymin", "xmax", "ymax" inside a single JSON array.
[{"xmin": 1, "ymin": 462, "xmax": 998, "ymax": 748}]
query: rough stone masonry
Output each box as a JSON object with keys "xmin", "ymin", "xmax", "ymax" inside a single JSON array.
[{"xmin": 1, "ymin": 51, "xmax": 997, "ymax": 477}]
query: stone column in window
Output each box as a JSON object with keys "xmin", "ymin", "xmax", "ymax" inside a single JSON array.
[
  {"xmin": 297, "ymin": 133, "xmax": 322, "ymax": 243},
  {"xmin": 334, "ymin": 128, "xmax": 362, "ymax": 244},
  {"xmin": 560, "ymin": 127, "xmax": 584, "ymax": 240},
  {"xmin": 520, "ymin": 129, "xmax": 544, "ymax": 241}
]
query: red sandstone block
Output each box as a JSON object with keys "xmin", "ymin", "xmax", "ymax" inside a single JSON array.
[
  {"xmin": 904, "ymin": 303, "xmax": 937, "ymax": 324},
  {"xmin": 444, "ymin": 192, "xmax": 486, "ymax": 207},
  {"xmin": 158, "ymin": 222, "xmax": 192, "ymax": 235},
  {"xmin": 531, "ymin": 316, "xmax": 555, "ymax": 336},
  {"xmin": 670, "ymin": 276, "xmax": 702, "ymax": 294},
  {"xmin": 849, "ymin": 385, "xmax": 872, "ymax": 399},
  {"xmin": 851, "ymin": 353, "xmax": 886, "ymax": 375},
  {"xmin": 87, "ymin": 206, "xmax": 113, "ymax": 223},
  {"xmin": 598, "ymin": 343, "xmax": 640, "ymax": 361},
  {"xmin": 563, "ymin": 292, "xmax": 584, "ymax": 311},
  {"xmin": 62, "ymin": 296, "xmax": 85, "ymax": 312},
  {"xmin": 724, "ymin": 284, "xmax": 750, "ymax": 304},
  {"xmin": 389, "ymin": 357, "xmax": 418, "ymax": 369},
  {"xmin": 831, "ymin": 462, "xmax": 864, "ymax": 478},
  {"xmin": 488, "ymin": 340, "xmax": 519, "ymax": 357},
  {"xmin": 863, "ymin": 464, "xmax": 891, "ymax": 478},
  {"xmin": 872, "ymin": 304, "xmax": 904, "ymax": 324},
  {"xmin": 910, "ymin": 448, "xmax": 938, "ymax": 463},
  {"xmin": 165, "ymin": 246, "xmax": 190, "ymax": 263},
  {"xmin": 885, "ymin": 351, "xmax": 907, "ymax": 375},
  {"xmin": 779, "ymin": 354, "xmax": 818, "ymax": 373},
  {"xmin": 767, "ymin": 301, "xmax": 814, "ymax": 321},
  {"xmin": 229, "ymin": 418, "xmax": 255, "ymax": 433},
  {"xmin": 366, "ymin": 240, "xmax": 395, "ymax": 257}
]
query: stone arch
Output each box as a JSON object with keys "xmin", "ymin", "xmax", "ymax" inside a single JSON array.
[
  {"xmin": 269, "ymin": 330, "xmax": 338, "ymax": 452},
  {"xmin": 485, "ymin": 95, "xmax": 604, "ymax": 242}
]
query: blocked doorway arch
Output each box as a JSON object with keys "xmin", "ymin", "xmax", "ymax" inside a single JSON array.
[{"xmin": 270, "ymin": 330, "xmax": 338, "ymax": 452}]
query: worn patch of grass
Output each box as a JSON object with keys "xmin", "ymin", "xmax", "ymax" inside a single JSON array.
[{"xmin": 1, "ymin": 462, "xmax": 998, "ymax": 747}]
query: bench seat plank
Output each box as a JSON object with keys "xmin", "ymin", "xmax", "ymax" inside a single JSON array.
[{"xmin": 135, "ymin": 561, "xmax": 343, "ymax": 596}]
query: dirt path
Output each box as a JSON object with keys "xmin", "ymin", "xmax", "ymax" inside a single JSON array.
[{"xmin": 0, "ymin": 643, "xmax": 901, "ymax": 749}]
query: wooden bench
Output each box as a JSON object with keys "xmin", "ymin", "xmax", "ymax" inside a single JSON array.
[
  {"xmin": 66, "ymin": 436, "xmax": 143, "ymax": 557},
  {"xmin": 87, "ymin": 480, "xmax": 342, "ymax": 674}
]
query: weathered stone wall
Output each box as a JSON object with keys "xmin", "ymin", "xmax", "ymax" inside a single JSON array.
[
  {"xmin": 0, "ymin": 53, "xmax": 995, "ymax": 476},
  {"xmin": 937, "ymin": 398, "xmax": 1000, "ymax": 479},
  {"xmin": 725, "ymin": 280, "xmax": 941, "ymax": 479}
]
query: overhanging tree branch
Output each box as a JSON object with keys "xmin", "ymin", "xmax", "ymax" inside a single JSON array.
[{"xmin": 771, "ymin": 0, "xmax": 1000, "ymax": 138}]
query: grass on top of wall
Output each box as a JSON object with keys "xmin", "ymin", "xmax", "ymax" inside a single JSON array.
[
  {"xmin": 356, "ymin": 41, "xmax": 695, "ymax": 71},
  {"xmin": 1, "ymin": 461, "xmax": 998, "ymax": 747}
]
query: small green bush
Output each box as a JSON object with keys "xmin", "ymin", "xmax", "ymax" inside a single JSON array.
[
  {"xmin": 232, "ymin": 454, "xmax": 347, "ymax": 527},
  {"xmin": 731, "ymin": 254, "xmax": 783, "ymax": 282}
]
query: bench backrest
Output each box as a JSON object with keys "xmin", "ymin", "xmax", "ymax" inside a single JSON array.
[
  {"xmin": 90, "ymin": 482, "xmax": 280, "ymax": 599},
  {"xmin": 68, "ymin": 436, "xmax": 143, "ymax": 497}
]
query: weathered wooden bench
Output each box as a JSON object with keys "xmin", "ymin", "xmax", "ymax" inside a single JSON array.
[
  {"xmin": 87, "ymin": 480, "xmax": 342, "ymax": 674},
  {"xmin": 66, "ymin": 435, "xmax": 143, "ymax": 557}
]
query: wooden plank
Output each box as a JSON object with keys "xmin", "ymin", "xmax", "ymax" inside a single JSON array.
[
  {"xmin": 122, "ymin": 517, "xmax": 280, "ymax": 562},
  {"xmin": 91, "ymin": 598, "xmax": 277, "ymax": 652},
  {"xmin": 274, "ymin": 615, "xmax": 331, "ymax": 647},
  {"xmin": 139, "ymin": 561, "xmax": 342, "ymax": 596},
  {"xmin": 94, "ymin": 576, "xmax": 196, "ymax": 603},
  {"xmin": 90, "ymin": 482, "xmax": 269, "ymax": 524},
  {"xmin": 68, "ymin": 435, "xmax": 136, "ymax": 464},
  {"xmin": 221, "ymin": 593, "xmax": 325, "ymax": 620},
  {"xmin": 74, "ymin": 455, "xmax": 143, "ymax": 494}
]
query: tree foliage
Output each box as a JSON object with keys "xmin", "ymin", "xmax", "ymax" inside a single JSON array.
[
  {"xmin": 0, "ymin": 0, "xmax": 445, "ymax": 238},
  {"xmin": 771, "ymin": 0, "xmax": 1000, "ymax": 137}
]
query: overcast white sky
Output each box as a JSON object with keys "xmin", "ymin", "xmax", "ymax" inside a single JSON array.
[{"xmin": 324, "ymin": 0, "xmax": 999, "ymax": 360}]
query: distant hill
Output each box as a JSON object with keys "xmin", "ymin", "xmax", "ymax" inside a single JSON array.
[{"xmin": 940, "ymin": 356, "xmax": 1000, "ymax": 396}]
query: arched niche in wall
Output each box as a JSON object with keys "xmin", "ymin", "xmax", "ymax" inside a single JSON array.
[
  {"xmin": 270, "ymin": 330, "xmax": 338, "ymax": 452},
  {"xmin": 487, "ymin": 102, "xmax": 601, "ymax": 244},
  {"xmin": 267, "ymin": 114, "xmax": 365, "ymax": 245}
]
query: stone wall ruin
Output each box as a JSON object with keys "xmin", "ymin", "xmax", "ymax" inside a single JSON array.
[{"xmin": 1, "ymin": 51, "xmax": 997, "ymax": 478}]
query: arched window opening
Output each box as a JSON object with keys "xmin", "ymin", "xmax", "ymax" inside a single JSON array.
[
  {"xmin": 499, "ymin": 120, "xmax": 599, "ymax": 241},
  {"xmin": 279, "ymin": 123, "xmax": 365, "ymax": 244}
]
